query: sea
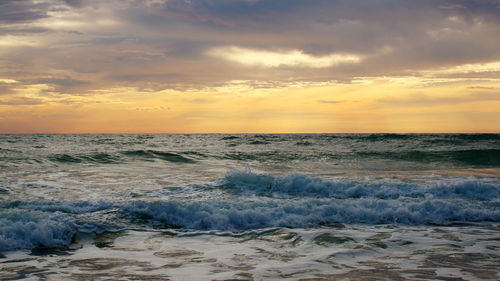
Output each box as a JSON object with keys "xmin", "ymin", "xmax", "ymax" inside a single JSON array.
[{"xmin": 0, "ymin": 134, "xmax": 499, "ymax": 280}]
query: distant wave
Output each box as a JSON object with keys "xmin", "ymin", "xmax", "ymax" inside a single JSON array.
[
  {"xmin": 121, "ymin": 150, "xmax": 197, "ymax": 163},
  {"xmin": 363, "ymin": 133, "xmax": 414, "ymax": 140},
  {"xmin": 360, "ymin": 133, "xmax": 500, "ymax": 142},
  {"xmin": 449, "ymin": 134, "xmax": 500, "ymax": 141},
  {"xmin": 47, "ymin": 150, "xmax": 197, "ymax": 164},
  {"xmin": 357, "ymin": 149, "xmax": 500, "ymax": 166},
  {"xmin": 35, "ymin": 148, "xmax": 500, "ymax": 167},
  {"xmin": 217, "ymin": 149, "xmax": 500, "ymax": 167},
  {"xmin": 248, "ymin": 140, "xmax": 270, "ymax": 145},
  {"xmin": 3, "ymin": 134, "xmax": 499, "ymax": 168},
  {"xmin": 220, "ymin": 136, "xmax": 240, "ymax": 140},
  {"xmin": 221, "ymin": 151, "xmax": 307, "ymax": 162},
  {"xmin": 48, "ymin": 153, "xmax": 120, "ymax": 164},
  {"xmin": 295, "ymin": 141, "xmax": 313, "ymax": 146}
]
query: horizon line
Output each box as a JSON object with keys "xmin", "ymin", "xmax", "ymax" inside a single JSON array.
[{"xmin": 1, "ymin": 132, "xmax": 499, "ymax": 135}]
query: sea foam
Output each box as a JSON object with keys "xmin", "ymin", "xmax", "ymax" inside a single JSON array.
[
  {"xmin": 124, "ymin": 197, "xmax": 499, "ymax": 230},
  {"xmin": 0, "ymin": 210, "xmax": 77, "ymax": 251},
  {"xmin": 222, "ymin": 170, "xmax": 500, "ymax": 200},
  {"xmin": 1, "ymin": 171, "xmax": 499, "ymax": 251}
]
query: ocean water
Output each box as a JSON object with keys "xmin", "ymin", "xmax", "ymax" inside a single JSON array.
[{"xmin": 0, "ymin": 134, "xmax": 499, "ymax": 280}]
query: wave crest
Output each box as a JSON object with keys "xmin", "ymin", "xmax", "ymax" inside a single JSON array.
[
  {"xmin": 0, "ymin": 210, "xmax": 77, "ymax": 251},
  {"xmin": 221, "ymin": 170, "xmax": 500, "ymax": 200},
  {"xmin": 124, "ymin": 198, "xmax": 499, "ymax": 230}
]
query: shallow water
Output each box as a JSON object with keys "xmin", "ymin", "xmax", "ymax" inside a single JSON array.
[
  {"xmin": 1, "ymin": 134, "xmax": 499, "ymax": 280},
  {"xmin": 2, "ymin": 225, "xmax": 499, "ymax": 280}
]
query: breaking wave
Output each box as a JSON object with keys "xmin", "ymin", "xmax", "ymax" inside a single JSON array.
[
  {"xmin": 1, "ymin": 194, "xmax": 498, "ymax": 252},
  {"xmin": 1, "ymin": 171, "xmax": 499, "ymax": 251},
  {"xmin": 221, "ymin": 170, "xmax": 500, "ymax": 200},
  {"xmin": 0, "ymin": 210, "xmax": 77, "ymax": 251}
]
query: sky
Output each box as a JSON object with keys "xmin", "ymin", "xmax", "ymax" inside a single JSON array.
[{"xmin": 0, "ymin": 0, "xmax": 499, "ymax": 133}]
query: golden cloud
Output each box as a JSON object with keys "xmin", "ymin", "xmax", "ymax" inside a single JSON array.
[{"xmin": 208, "ymin": 46, "xmax": 361, "ymax": 68}]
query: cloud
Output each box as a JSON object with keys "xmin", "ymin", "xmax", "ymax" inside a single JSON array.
[
  {"xmin": 0, "ymin": 96, "xmax": 44, "ymax": 105},
  {"xmin": 0, "ymin": 0, "xmax": 500, "ymax": 92},
  {"xmin": 0, "ymin": 0, "xmax": 50, "ymax": 24},
  {"xmin": 470, "ymin": 91, "xmax": 500, "ymax": 101},
  {"xmin": 468, "ymin": 86, "xmax": 497, "ymax": 90},
  {"xmin": 0, "ymin": 26, "xmax": 50, "ymax": 36},
  {"xmin": 420, "ymin": 61, "xmax": 500, "ymax": 76},
  {"xmin": 188, "ymin": 98, "xmax": 216, "ymax": 104},
  {"xmin": 135, "ymin": 106, "xmax": 167, "ymax": 111},
  {"xmin": 33, "ymin": 78, "xmax": 90, "ymax": 87},
  {"xmin": 208, "ymin": 46, "xmax": 361, "ymax": 68},
  {"xmin": 0, "ymin": 79, "xmax": 19, "ymax": 95},
  {"xmin": 0, "ymin": 85, "xmax": 13, "ymax": 96},
  {"xmin": 317, "ymin": 100, "xmax": 342, "ymax": 104},
  {"xmin": 379, "ymin": 91, "xmax": 500, "ymax": 106},
  {"xmin": 0, "ymin": 35, "xmax": 42, "ymax": 47},
  {"xmin": 0, "ymin": 79, "xmax": 18, "ymax": 84},
  {"xmin": 62, "ymin": 0, "xmax": 86, "ymax": 8}
]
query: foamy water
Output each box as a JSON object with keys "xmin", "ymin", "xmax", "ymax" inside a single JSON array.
[{"xmin": 1, "ymin": 134, "xmax": 499, "ymax": 280}]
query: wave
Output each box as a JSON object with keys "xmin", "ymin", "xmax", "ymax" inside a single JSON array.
[
  {"xmin": 221, "ymin": 151, "xmax": 304, "ymax": 162},
  {"xmin": 124, "ymin": 198, "xmax": 499, "ymax": 230},
  {"xmin": 47, "ymin": 150, "xmax": 197, "ymax": 164},
  {"xmin": 221, "ymin": 170, "xmax": 500, "ymax": 200},
  {"xmin": 122, "ymin": 150, "xmax": 196, "ymax": 163},
  {"xmin": 1, "ymin": 200, "xmax": 114, "ymax": 214},
  {"xmin": 0, "ymin": 210, "xmax": 77, "ymax": 251},
  {"xmin": 248, "ymin": 140, "xmax": 270, "ymax": 145},
  {"xmin": 295, "ymin": 141, "xmax": 313, "ymax": 146},
  {"xmin": 357, "ymin": 149, "xmax": 500, "ymax": 166},
  {"xmin": 1, "ymin": 170, "xmax": 499, "ymax": 251},
  {"xmin": 2, "ymin": 195, "xmax": 499, "ymax": 251},
  {"xmin": 1, "ymin": 196, "xmax": 498, "ymax": 252},
  {"xmin": 4, "ymin": 134, "xmax": 500, "ymax": 169},
  {"xmin": 90, "ymin": 138, "xmax": 117, "ymax": 145},
  {"xmin": 48, "ymin": 153, "xmax": 121, "ymax": 164},
  {"xmin": 220, "ymin": 136, "xmax": 240, "ymax": 140},
  {"xmin": 450, "ymin": 134, "xmax": 500, "ymax": 141},
  {"xmin": 357, "ymin": 133, "xmax": 500, "ymax": 142},
  {"xmin": 220, "ymin": 149, "xmax": 500, "ymax": 168},
  {"xmin": 363, "ymin": 133, "xmax": 414, "ymax": 141}
]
